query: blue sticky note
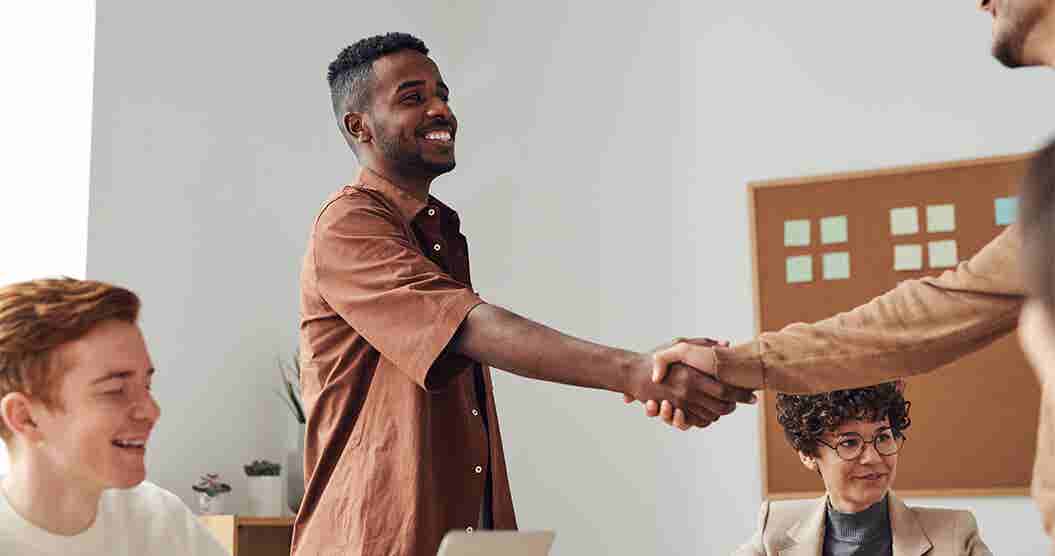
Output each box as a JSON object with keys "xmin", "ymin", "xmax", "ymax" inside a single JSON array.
[
  {"xmin": 786, "ymin": 255, "xmax": 813, "ymax": 284},
  {"xmin": 995, "ymin": 197, "xmax": 1018, "ymax": 226}
]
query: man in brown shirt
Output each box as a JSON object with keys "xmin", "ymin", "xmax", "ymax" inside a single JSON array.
[
  {"xmin": 641, "ymin": 0, "xmax": 1055, "ymax": 545},
  {"xmin": 294, "ymin": 33, "xmax": 756, "ymax": 556}
]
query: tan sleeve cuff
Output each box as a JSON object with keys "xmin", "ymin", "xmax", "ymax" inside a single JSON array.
[{"xmin": 713, "ymin": 342, "xmax": 766, "ymax": 390}]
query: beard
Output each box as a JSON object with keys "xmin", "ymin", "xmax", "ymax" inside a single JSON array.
[
  {"xmin": 992, "ymin": 2, "xmax": 1047, "ymax": 68},
  {"xmin": 374, "ymin": 123, "xmax": 456, "ymax": 176}
]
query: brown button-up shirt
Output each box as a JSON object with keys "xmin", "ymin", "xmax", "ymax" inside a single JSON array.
[
  {"xmin": 294, "ymin": 168, "xmax": 517, "ymax": 556},
  {"xmin": 713, "ymin": 226, "xmax": 1055, "ymax": 546}
]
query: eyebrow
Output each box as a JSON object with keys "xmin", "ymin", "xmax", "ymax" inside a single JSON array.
[
  {"xmin": 837, "ymin": 426, "xmax": 892, "ymax": 438},
  {"xmin": 91, "ymin": 368, "xmax": 156, "ymax": 385},
  {"xmin": 395, "ymin": 80, "xmax": 449, "ymax": 94}
]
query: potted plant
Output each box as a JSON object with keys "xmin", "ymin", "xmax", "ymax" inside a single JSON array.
[
  {"xmin": 244, "ymin": 459, "xmax": 283, "ymax": 516},
  {"xmin": 277, "ymin": 352, "xmax": 306, "ymax": 514},
  {"xmin": 192, "ymin": 473, "xmax": 231, "ymax": 515}
]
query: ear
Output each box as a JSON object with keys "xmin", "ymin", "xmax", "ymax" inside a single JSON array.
[
  {"xmin": 0, "ymin": 392, "xmax": 44, "ymax": 444},
  {"xmin": 344, "ymin": 111, "xmax": 371, "ymax": 145},
  {"xmin": 798, "ymin": 450, "xmax": 819, "ymax": 472}
]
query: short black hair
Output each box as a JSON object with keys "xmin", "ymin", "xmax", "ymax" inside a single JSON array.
[
  {"xmin": 1022, "ymin": 136, "xmax": 1055, "ymax": 317},
  {"xmin": 327, "ymin": 32, "xmax": 429, "ymax": 118},
  {"xmin": 775, "ymin": 382, "xmax": 911, "ymax": 457}
]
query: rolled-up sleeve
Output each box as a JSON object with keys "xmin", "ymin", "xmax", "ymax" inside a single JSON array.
[{"xmin": 313, "ymin": 192, "xmax": 483, "ymax": 390}]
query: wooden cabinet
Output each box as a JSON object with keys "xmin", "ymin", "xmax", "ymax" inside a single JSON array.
[{"xmin": 199, "ymin": 515, "xmax": 294, "ymax": 556}]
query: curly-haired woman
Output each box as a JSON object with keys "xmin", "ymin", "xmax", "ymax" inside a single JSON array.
[{"xmin": 733, "ymin": 382, "xmax": 991, "ymax": 555}]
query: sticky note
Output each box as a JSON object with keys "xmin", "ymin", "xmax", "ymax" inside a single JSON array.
[
  {"xmin": 823, "ymin": 252, "xmax": 851, "ymax": 280},
  {"xmin": 786, "ymin": 255, "xmax": 813, "ymax": 284},
  {"xmin": 784, "ymin": 220, "xmax": 811, "ymax": 247},
  {"xmin": 820, "ymin": 216, "xmax": 848, "ymax": 245},
  {"xmin": 996, "ymin": 196, "xmax": 1018, "ymax": 226},
  {"xmin": 929, "ymin": 240, "xmax": 958, "ymax": 268},
  {"xmin": 926, "ymin": 204, "xmax": 956, "ymax": 233},
  {"xmin": 894, "ymin": 244, "xmax": 923, "ymax": 271},
  {"xmin": 890, "ymin": 207, "xmax": 919, "ymax": 236}
]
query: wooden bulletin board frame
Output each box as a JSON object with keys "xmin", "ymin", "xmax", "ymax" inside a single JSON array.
[{"xmin": 748, "ymin": 153, "xmax": 1039, "ymax": 500}]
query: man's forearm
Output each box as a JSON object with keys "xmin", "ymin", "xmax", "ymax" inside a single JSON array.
[{"xmin": 451, "ymin": 302, "xmax": 636, "ymax": 394}]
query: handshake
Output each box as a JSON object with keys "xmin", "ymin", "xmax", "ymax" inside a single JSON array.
[{"xmin": 621, "ymin": 338, "xmax": 757, "ymax": 431}]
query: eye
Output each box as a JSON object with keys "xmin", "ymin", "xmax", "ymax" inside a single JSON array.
[
  {"xmin": 876, "ymin": 431, "xmax": 894, "ymax": 442},
  {"xmin": 838, "ymin": 438, "xmax": 861, "ymax": 449},
  {"xmin": 401, "ymin": 92, "xmax": 423, "ymax": 104}
]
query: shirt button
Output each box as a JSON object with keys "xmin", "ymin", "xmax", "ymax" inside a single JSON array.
[
  {"xmin": 472, "ymin": 409, "xmax": 479, "ymax": 416},
  {"xmin": 427, "ymin": 208, "xmax": 436, "ymax": 216},
  {"xmin": 466, "ymin": 526, "xmax": 474, "ymax": 533},
  {"xmin": 474, "ymin": 465, "xmax": 483, "ymax": 474},
  {"xmin": 433, "ymin": 243, "xmax": 442, "ymax": 252}
]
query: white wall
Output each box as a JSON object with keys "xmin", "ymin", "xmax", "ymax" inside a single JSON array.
[
  {"xmin": 0, "ymin": 3, "xmax": 95, "ymax": 474},
  {"xmin": 88, "ymin": 2, "xmax": 1053, "ymax": 553}
]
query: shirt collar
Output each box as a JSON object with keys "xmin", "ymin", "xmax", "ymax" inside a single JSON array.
[{"xmin": 355, "ymin": 167, "xmax": 429, "ymax": 223}]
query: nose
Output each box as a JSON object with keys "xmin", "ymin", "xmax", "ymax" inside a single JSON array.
[
  {"xmin": 132, "ymin": 389, "xmax": 161, "ymax": 424},
  {"xmin": 858, "ymin": 441, "xmax": 883, "ymax": 463},
  {"xmin": 425, "ymin": 96, "xmax": 454, "ymax": 121},
  {"xmin": 979, "ymin": 0, "xmax": 991, "ymax": 12}
]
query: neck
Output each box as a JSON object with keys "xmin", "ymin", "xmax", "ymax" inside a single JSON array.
[
  {"xmin": 2, "ymin": 454, "xmax": 103, "ymax": 535},
  {"xmin": 363, "ymin": 161, "xmax": 434, "ymax": 201},
  {"xmin": 828, "ymin": 491, "xmax": 884, "ymax": 515}
]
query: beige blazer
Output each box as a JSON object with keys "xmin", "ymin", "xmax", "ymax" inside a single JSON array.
[{"xmin": 732, "ymin": 493, "xmax": 992, "ymax": 556}]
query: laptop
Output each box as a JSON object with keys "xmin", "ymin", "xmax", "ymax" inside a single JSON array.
[{"xmin": 436, "ymin": 531, "xmax": 556, "ymax": 556}]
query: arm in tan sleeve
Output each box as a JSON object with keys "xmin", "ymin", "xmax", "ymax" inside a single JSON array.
[
  {"xmin": 730, "ymin": 500, "xmax": 770, "ymax": 556},
  {"xmin": 714, "ymin": 226, "xmax": 1025, "ymax": 393}
]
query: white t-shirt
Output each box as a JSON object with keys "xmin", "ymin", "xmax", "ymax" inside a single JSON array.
[{"xmin": 0, "ymin": 481, "xmax": 227, "ymax": 556}]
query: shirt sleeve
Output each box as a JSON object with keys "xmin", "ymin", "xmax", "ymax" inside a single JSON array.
[
  {"xmin": 313, "ymin": 191, "xmax": 484, "ymax": 390},
  {"xmin": 714, "ymin": 226, "xmax": 1026, "ymax": 393}
]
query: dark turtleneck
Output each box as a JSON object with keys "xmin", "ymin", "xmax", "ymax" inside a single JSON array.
[{"xmin": 822, "ymin": 494, "xmax": 893, "ymax": 556}]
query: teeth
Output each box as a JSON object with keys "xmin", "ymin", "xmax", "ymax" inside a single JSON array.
[
  {"xmin": 114, "ymin": 439, "xmax": 146, "ymax": 448},
  {"xmin": 425, "ymin": 131, "xmax": 452, "ymax": 141}
]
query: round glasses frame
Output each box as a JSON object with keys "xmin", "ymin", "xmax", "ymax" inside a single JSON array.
[{"xmin": 816, "ymin": 430, "xmax": 906, "ymax": 461}]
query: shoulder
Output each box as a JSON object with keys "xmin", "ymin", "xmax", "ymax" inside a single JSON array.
[
  {"xmin": 763, "ymin": 498, "xmax": 820, "ymax": 530},
  {"xmin": 314, "ymin": 186, "xmax": 403, "ymax": 234},
  {"xmin": 101, "ymin": 481, "xmax": 192, "ymax": 518},
  {"xmin": 908, "ymin": 505, "xmax": 978, "ymax": 532}
]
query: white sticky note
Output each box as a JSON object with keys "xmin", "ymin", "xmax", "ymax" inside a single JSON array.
[
  {"xmin": 784, "ymin": 220, "xmax": 811, "ymax": 247},
  {"xmin": 894, "ymin": 244, "xmax": 923, "ymax": 271},
  {"xmin": 927, "ymin": 204, "xmax": 956, "ymax": 233},
  {"xmin": 786, "ymin": 255, "xmax": 813, "ymax": 284},
  {"xmin": 820, "ymin": 216, "xmax": 848, "ymax": 245},
  {"xmin": 890, "ymin": 207, "xmax": 919, "ymax": 236},
  {"xmin": 823, "ymin": 252, "xmax": 851, "ymax": 280},
  {"xmin": 929, "ymin": 240, "xmax": 959, "ymax": 269}
]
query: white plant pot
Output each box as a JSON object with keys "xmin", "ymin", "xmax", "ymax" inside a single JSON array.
[
  {"xmin": 198, "ymin": 492, "xmax": 226, "ymax": 515},
  {"xmin": 246, "ymin": 476, "xmax": 285, "ymax": 517}
]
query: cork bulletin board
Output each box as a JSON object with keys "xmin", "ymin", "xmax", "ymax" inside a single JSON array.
[{"xmin": 749, "ymin": 153, "xmax": 1040, "ymax": 499}]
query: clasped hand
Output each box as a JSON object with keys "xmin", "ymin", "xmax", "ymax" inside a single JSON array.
[{"xmin": 622, "ymin": 338, "xmax": 756, "ymax": 431}]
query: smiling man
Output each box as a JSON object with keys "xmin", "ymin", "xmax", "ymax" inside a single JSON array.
[
  {"xmin": 294, "ymin": 32, "xmax": 757, "ymax": 556},
  {"xmin": 0, "ymin": 278, "xmax": 226, "ymax": 556}
]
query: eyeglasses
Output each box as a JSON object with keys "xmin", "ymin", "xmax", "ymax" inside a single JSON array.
[{"xmin": 817, "ymin": 429, "xmax": 906, "ymax": 461}]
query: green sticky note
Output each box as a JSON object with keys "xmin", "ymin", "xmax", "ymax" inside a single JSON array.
[
  {"xmin": 894, "ymin": 244, "xmax": 923, "ymax": 271},
  {"xmin": 784, "ymin": 220, "xmax": 811, "ymax": 247},
  {"xmin": 823, "ymin": 252, "xmax": 850, "ymax": 280},
  {"xmin": 928, "ymin": 240, "xmax": 958, "ymax": 269},
  {"xmin": 890, "ymin": 207, "xmax": 919, "ymax": 236},
  {"xmin": 820, "ymin": 216, "xmax": 848, "ymax": 245},
  {"xmin": 786, "ymin": 255, "xmax": 813, "ymax": 284},
  {"xmin": 926, "ymin": 204, "xmax": 956, "ymax": 233}
]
